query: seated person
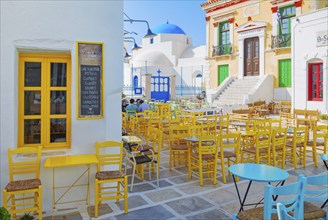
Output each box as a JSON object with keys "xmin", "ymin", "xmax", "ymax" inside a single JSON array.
[
  {"xmin": 126, "ymin": 99, "xmax": 138, "ymax": 111},
  {"xmin": 137, "ymin": 99, "xmax": 149, "ymax": 112},
  {"xmin": 122, "ymin": 99, "xmax": 128, "ymax": 112}
]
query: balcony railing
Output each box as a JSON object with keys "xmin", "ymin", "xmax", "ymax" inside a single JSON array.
[
  {"xmin": 271, "ymin": 33, "xmax": 291, "ymax": 49},
  {"xmin": 212, "ymin": 44, "xmax": 232, "ymax": 57}
]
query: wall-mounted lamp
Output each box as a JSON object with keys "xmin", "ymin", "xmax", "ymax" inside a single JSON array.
[
  {"xmin": 124, "ymin": 37, "xmax": 141, "ymax": 50},
  {"xmin": 124, "ymin": 12, "xmax": 157, "ymax": 38}
]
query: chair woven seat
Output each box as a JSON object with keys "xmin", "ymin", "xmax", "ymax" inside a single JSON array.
[
  {"xmin": 243, "ymin": 147, "xmax": 268, "ymax": 154},
  {"xmin": 303, "ymin": 201, "xmax": 327, "ymax": 220},
  {"xmin": 191, "ymin": 153, "xmax": 215, "ymax": 160},
  {"xmin": 171, "ymin": 144, "xmax": 188, "ymax": 150},
  {"xmin": 237, "ymin": 207, "xmax": 279, "ymax": 220},
  {"xmin": 95, "ymin": 171, "xmax": 125, "ymax": 180},
  {"xmin": 306, "ymin": 141, "xmax": 324, "ymax": 146},
  {"xmin": 218, "ymin": 151, "xmax": 236, "ymax": 158},
  {"xmin": 131, "ymin": 155, "xmax": 152, "ymax": 164},
  {"xmin": 5, "ymin": 179, "xmax": 41, "ymax": 192},
  {"xmin": 286, "ymin": 141, "xmax": 304, "ymax": 148}
]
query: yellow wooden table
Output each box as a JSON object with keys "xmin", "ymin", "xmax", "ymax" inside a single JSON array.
[
  {"xmin": 44, "ymin": 154, "xmax": 98, "ymax": 219},
  {"xmin": 122, "ymin": 135, "xmax": 143, "ymax": 144}
]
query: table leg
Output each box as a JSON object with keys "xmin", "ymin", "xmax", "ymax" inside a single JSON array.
[
  {"xmin": 324, "ymin": 161, "xmax": 328, "ymax": 170},
  {"xmin": 52, "ymin": 168, "xmax": 55, "ymax": 220},
  {"xmin": 87, "ymin": 164, "xmax": 90, "ymax": 217},
  {"xmin": 232, "ymin": 175, "xmax": 253, "ymax": 212}
]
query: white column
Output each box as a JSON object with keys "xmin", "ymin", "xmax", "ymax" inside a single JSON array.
[
  {"xmin": 213, "ymin": 26, "xmax": 218, "ymax": 47},
  {"xmin": 296, "ymin": 7, "xmax": 301, "ymax": 16},
  {"xmin": 229, "ymin": 22, "xmax": 234, "ymax": 48},
  {"xmin": 206, "ymin": 19, "xmax": 210, "ymax": 57},
  {"xmin": 259, "ymin": 33, "xmax": 265, "ymax": 77},
  {"xmin": 272, "ymin": 13, "xmax": 278, "ymax": 36},
  {"xmin": 238, "ymin": 38, "xmax": 244, "ymax": 79}
]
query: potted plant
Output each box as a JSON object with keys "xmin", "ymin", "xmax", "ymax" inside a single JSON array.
[
  {"xmin": 20, "ymin": 213, "xmax": 35, "ymax": 220},
  {"xmin": 0, "ymin": 207, "xmax": 11, "ymax": 220}
]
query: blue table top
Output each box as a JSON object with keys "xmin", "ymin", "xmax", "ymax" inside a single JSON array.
[
  {"xmin": 321, "ymin": 154, "xmax": 328, "ymax": 162},
  {"xmin": 229, "ymin": 163, "xmax": 289, "ymax": 182}
]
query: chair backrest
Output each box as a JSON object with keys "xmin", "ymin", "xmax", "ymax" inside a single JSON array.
[
  {"xmin": 219, "ymin": 114, "xmax": 229, "ymax": 133},
  {"xmin": 126, "ymin": 110, "xmax": 137, "ymax": 117},
  {"xmin": 270, "ymin": 119, "xmax": 282, "ymax": 128},
  {"xmin": 300, "ymin": 173, "xmax": 328, "ymax": 204},
  {"xmin": 264, "ymin": 176, "xmax": 306, "ymax": 219},
  {"xmin": 128, "ymin": 115, "xmax": 136, "ymax": 135},
  {"xmin": 292, "ymin": 126, "xmax": 308, "ymax": 145},
  {"xmin": 198, "ymin": 135, "xmax": 218, "ymax": 156},
  {"xmin": 256, "ymin": 130, "xmax": 271, "ymax": 149},
  {"xmin": 246, "ymin": 120, "xmax": 257, "ymax": 132},
  {"xmin": 271, "ymin": 127, "xmax": 287, "ymax": 147},
  {"xmin": 8, "ymin": 146, "xmax": 42, "ymax": 181},
  {"xmin": 169, "ymin": 125, "xmax": 189, "ymax": 146},
  {"xmin": 143, "ymin": 110, "xmax": 152, "ymax": 117},
  {"xmin": 219, "ymin": 132, "xmax": 241, "ymax": 161},
  {"xmin": 313, "ymin": 125, "xmax": 328, "ymax": 144},
  {"xmin": 256, "ymin": 120, "xmax": 271, "ymax": 131},
  {"xmin": 188, "ymin": 124, "xmax": 207, "ymax": 136},
  {"xmin": 95, "ymin": 141, "xmax": 123, "ymax": 172},
  {"xmin": 146, "ymin": 127, "xmax": 163, "ymax": 154},
  {"xmin": 277, "ymin": 203, "xmax": 296, "ymax": 220}
]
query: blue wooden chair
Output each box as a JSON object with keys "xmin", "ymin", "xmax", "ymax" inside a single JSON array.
[
  {"xmin": 299, "ymin": 173, "xmax": 328, "ymax": 220},
  {"xmin": 233, "ymin": 176, "xmax": 306, "ymax": 220},
  {"xmin": 277, "ymin": 203, "xmax": 295, "ymax": 220}
]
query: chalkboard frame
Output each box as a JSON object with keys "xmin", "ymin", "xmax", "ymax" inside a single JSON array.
[{"xmin": 76, "ymin": 41, "xmax": 104, "ymax": 119}]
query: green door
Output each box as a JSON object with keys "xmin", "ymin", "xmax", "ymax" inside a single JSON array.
[
  {"xmin": 218, "ymin": 65, "xmax": 229, "ymax": 86},
  {"xmin": 279, "ymin": 59, "xmax": 291, "ymax": 87}
]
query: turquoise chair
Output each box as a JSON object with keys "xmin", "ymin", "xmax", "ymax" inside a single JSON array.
[
  {"xmin": 299, "ymin": 173, "xmax": 328, "ymax": 220},
  {"xmin": 233, "ymin": 176, "xmax": 306, "ymax": 220},
  {"xmin": 277, "ymin": 203, "xmax": 295, "ymax": 220}
]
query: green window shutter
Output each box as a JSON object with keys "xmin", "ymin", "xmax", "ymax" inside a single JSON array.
[
  {"xmin": 279, "ymin": 59, "xmax": 291, "ymax": 87},
  {"xmin": 218, "ymin": 65, "xmax": 229, "ymax": 85}
]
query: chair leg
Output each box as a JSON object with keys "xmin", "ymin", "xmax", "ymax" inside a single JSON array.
[
  {"xmin": 221, "ymin": 160, "xmax": 226, "ymax": 184},
  {"xmin": 213, "ymin": 161, "xmax": 217, "ymax": 185},
  {"xmin": 148, "ymin": 163, "xmax": 151, "ymax": 181},
  {"xmin": 116, "ymin": 182, "xmax": 120, "ymax": 203},
  {"xmin": 11, "ymin": 194, "xmax": 16, "ymax": 218},
  {"xmin": 34, "ymin": 192, "xmax": 38, "ymax": 215},
  {"xmin": 131, "ymin": 164, "xmax": 136, "ymax": 191},
  {"xmin": 95, "ymin": 180, "xmax": 99, "ymax": 218},
  {"xmin": 313, "ymin": 145, "xmax": 318, "ymax": 167},
  {"xmin": 199, "ymin": 160, "xmax": 203, "ymax": 187},
  {"xmin": 38, "ymin": 186, "xmax": 43, "ymax": 220},
  {"xmin": 3, "ymin": 190, "xmax": 7, "ymax": 214},
  {"xmin": 124, "ymin": 176, "xmax": 128, "ymax": 214},
  {"xmin": 156, "ymin": 162, "xmax": 159, "ymax": 187},
  {"xmin": 169, "ymin": 150, "xmax": 173, "ymax": 170}
]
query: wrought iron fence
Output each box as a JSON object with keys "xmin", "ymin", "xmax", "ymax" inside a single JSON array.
[
  {"xmin": 271, "ymin": 33, "xmax": 291, "ymax": 49},
  {"xmin": 176, "ymin": 85, "xmax": 202, "ymax": 97},
  {"xmin": 212, "ymin": 44, "xmax": 232, "ymax": 57}
]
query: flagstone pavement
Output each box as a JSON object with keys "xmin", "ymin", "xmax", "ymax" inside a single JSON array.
[{"xmin": 43, "ymin": 148, "xmax": 327, "ymax": 220}]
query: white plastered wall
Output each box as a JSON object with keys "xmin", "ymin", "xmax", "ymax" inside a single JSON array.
[
  {"xmin": 0, "ymin": 1, "xmax": 123, "ymax": 211},
  {"xmin": 292, "ymin": 8, "xmax": 328, "ymax": 114}
]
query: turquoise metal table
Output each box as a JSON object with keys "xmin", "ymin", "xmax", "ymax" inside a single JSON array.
[
  {"xmin": 321, "ymin": 154, "xmax": 328, "ymax": 170},
  {"xmin": 229, "ymin": 163, "xmax": 289, "ymax": 212}
]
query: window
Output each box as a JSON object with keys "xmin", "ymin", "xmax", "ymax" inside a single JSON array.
[
  {"xmin": 279, "ymin": 59, "xmax": 291, "ymax": 87},
  {"xmin": 219, "ymin": 21, "xmax": 230, "ymax": 54},
  {"xmin": 279, "ymin": 5, "xmax": 296, "ymax": 35},
  {"xmin": 150, "ymin": 38, "xmax": 154, "ymax": 44},
  {"xmin": 19, "ymin": 54, "xmax": 71, "ymax": 149},
  {"xmin": 308, "ymin": 62, "xmax": 323, "ymax": 101}
]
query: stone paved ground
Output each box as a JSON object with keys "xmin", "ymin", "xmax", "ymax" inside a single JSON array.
[{"xmin": 42, "ymin": 143, "xmax": 327, "ymax": 220}]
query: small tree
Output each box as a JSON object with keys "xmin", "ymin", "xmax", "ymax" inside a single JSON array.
[{"xmin": 0, "ymin": 207, "xmax": 11, "ymax": 220}]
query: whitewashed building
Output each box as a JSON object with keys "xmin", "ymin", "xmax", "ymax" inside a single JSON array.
[
  {"xmin": 1, "ymin": 0, "xmax": 123, "ymax": 213},
  {"xmin": 292, "ymin": 8, "xmax": 328, "ymax": 114},
  {"xmin": 124, "ymin": 22, "xmax": 208, "ymax": 100}
]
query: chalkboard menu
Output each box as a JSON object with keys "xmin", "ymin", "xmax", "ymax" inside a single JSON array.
[{"xmin": 77, "ymin": 42, "xmax": 104, "ymax": 119}]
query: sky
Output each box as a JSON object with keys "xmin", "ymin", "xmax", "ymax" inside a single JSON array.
[{"xmin": 124, "ymin": 0, "xmax": 206, "ymax": 48}]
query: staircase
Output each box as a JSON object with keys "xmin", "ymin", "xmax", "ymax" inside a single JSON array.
[{"xmin": 213, "ymin": 77, "xmax": 260, "ymax": 106}]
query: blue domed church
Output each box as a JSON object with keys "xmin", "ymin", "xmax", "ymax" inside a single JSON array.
[{"xmin": 124, "ymin": 22, "xmax": 208, "ymax": 101}]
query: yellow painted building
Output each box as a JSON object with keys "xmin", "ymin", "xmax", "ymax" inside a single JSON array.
[{"xmin": 201, "ymin": 0, "xmax": 327, "ymax": 100}]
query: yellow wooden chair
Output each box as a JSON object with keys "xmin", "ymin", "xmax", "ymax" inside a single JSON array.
[
  {"xmin": 271, "ymin": 127, "xmax": 287, "ymax": 169},
  {"xmin": 135, "ymin": 115, "xmax": 147, "ymax": 138},
  {"xmin": 188, "ymin": 124, "xmax": 207, "ymax": 137},
  {"xmin": 286, "ymin": 126, "xmax": 308, "ymax": 169},
  {"xmin": 143, "ymin": 110, "xmax": 153, "ymax": 118},
  {"xmin": 169, "ymin": 125, "xmax": 190, "ymax": 170},
  {"xmin": 142, "ymin": 127, "xmax": 163, "ymax": 177},
  {"xmin": 269, "ymin": 118, "xmax": 282, "ymax": 128},
  {"xmin": 242, "ymin": 130, "xmax": 271, "ymax": 164},
  {"xmin": 188, "ymin": 135, "xmax": 218, "ymax": 186},
  {"xmin": 306, "ymin": 125, "xmax": 327, "ymax": 167},
  {"xmin": 218, "ymin": 132, "xmax": 241, "ymax": 184},
  {"xmin": 95, "ymin": 141, "xmax": 128, "ymax": 217},
  {"xmin": 3, "ymin": 146, "xmax": 43, "ymax": 219},
  {"xmin": 126, "ymin": 115, "xmax": 136, "ymax": 135},
  {"xmin": 218, "ymin": 114, "xmax": 229, "ymax": 134}
]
